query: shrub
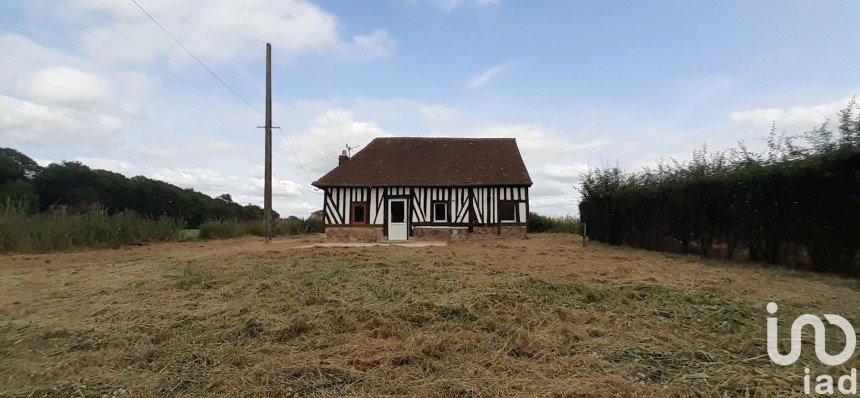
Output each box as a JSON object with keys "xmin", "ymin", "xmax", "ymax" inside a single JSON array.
[
  {"xmin": 198, "ymin": 220, "xmax": 247, "ymax": 239},
  {"xmin": 527, "ymin": 213, "xmax": 581, "ymax": 234},
  {"xmin": 198, "ymin": 214, "xmax": 324, "ymax": 240}
]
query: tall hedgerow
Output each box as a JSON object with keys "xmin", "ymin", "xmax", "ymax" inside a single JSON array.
[{"xmin": 579, "ymin": 100, "xmax": 860, "ymax": 275}]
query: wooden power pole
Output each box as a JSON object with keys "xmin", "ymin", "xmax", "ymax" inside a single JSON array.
[{"xmin": 264, "ymin": 43, "xmax": 273, "ymax": 243}]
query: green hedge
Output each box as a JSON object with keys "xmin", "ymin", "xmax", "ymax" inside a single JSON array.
[{"xmin": 579, "ymin": 148, "xmax": 860, "ymax": 275}]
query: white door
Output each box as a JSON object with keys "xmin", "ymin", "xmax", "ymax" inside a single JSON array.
[{"xmin": 388, "ymin": 198, "xmax": 408, "ymax": 241}]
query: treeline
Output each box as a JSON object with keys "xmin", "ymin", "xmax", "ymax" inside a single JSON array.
[
  {"xmin": 579, "ymin": 100, "xmax": 860, "ymax": 276},
  {"xmin": 0, "ymin": 148, "xmax": 274, "ymax": 228}
]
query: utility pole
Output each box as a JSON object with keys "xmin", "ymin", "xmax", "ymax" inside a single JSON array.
[{"xmin": 264, "ymin": 43, "xmax": 273, "ymax": 243}]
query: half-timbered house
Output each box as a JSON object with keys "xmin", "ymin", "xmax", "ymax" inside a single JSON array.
[{"xmin": 312, "ymin": 137, "xmax": 532, "ymax": 242}]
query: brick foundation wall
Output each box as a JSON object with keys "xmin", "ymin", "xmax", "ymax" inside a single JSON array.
[
  {"xmin": 325, "ymin": 227, "xmax": 385, "ymax": 243},
  {"xmin": 460, "ymin": 225, "xmax": 527, "ymax": 240},
  {"xmin": 499, "ymin": 225, "xmax": 528, "ymax": 238},
  {"xmin": 413, "ymin": 227, "xmax": 470, "ymax": 241},
  {"xmin": 324, "ymin": 225, "xmax": 526, "ymax": 242}
]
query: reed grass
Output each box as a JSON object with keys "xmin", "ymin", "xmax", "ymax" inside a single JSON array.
[
  {"xmin": 199, "ymin": 215, "xmax": 323, "ymax": 240},
  {"xmin": 527, "ymin": 212, "xmax": 581, "ymax": 234},
  {"xmin": 0, "ymin": 204, "xmax": 182, "ymax": 253}
]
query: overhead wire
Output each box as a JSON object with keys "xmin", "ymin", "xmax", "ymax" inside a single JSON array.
[
  {"xmin": 128, "ymin": 0, "xmax": 313, "ymax": 183},
  {"xmin": 275, "ymin": 127, "xmax": 312, "ymax": 181},
  {"xmin": 129, "ymin": 0, "xmax": 262, "ymax": 116}
]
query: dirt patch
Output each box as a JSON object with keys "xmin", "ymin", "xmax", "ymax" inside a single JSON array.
[{"xmin": 0, "ymin": 234, "xmax": 857, "ymax": 397}]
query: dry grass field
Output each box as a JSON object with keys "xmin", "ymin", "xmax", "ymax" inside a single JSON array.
[{"xmin": 1, "ymin": 234, "xmax": 858, "ymax": 397}]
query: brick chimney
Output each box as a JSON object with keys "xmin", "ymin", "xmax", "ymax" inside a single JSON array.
[{"xmin": 338, "ymin": 149, "xmax": 349, "ymax": 165}]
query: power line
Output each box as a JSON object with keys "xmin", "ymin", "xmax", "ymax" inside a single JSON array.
[
  {"xmin": 275, "ymin": 127, "xmax": 312, "ymax": 181},
  {"xmin": 128, "ymin": 0, "xmax": 313, "ymax": 183},
  {"xmin": 129, "ymin": 0, "xmax": 262, "ymax": 116}
]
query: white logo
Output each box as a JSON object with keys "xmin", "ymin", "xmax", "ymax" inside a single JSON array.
[
  {"xmin": 766, "ymin": 302, "xmax": 856, "ymax": 366},
  {"xmin": 766, "ymin": 302, "xmax": 858, "ymax": 395}
]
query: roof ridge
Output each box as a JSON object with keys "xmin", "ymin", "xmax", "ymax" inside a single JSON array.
[{"xmin": 374, "ymin": 136, "xmax": 515, "ymax": 141}]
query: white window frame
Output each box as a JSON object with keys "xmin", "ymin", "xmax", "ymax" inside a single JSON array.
[{"xmin": 499, "ymin": 201, "xmax": 518, "ymax": 223}]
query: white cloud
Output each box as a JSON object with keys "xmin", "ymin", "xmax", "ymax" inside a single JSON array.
[
  {"xmin": 150, "ymin": 168, "xmax": 240, "ymax": 192},
  {"xmin": 427, "ymin": 0, "xmax": 499, "ymax": 12},
  {"xmin": 420, "ymin": 104, "xmax": 460, "ymax": 127},
  {"xmin": 532, "ymin": 164, "xmax": 590, "ymax": 184},
  {"xmin": 71, "ymin": 0, "xmax": 392, "ymax": 66},
  {"xmin": 22, "ymin": 66, "xmax": 111, "ymax": 110},
  {"xmin": 287, "ymin": 109, "xmax": 388, "ymax": 176},
  {"xmin": 273, "ymin": 200, "xmax": 319, "ymax": 216},
  {"xmin": 0, "ymin": 34, "xmax": 130, "ymax": 147},
  {"xmin": 116, "ymin": 102, "xmax": 148, "ymax": 121},
  {"xmin": 529, "ymin": 196, "xmax": 579, "ymax": 217},
  {"xmin": 0, "ymin": 94, "xmax": 122, "ymax": 146},
  {"xmin": 337, "ymin": 29, "xmax": 396, "ymax": 61},
  {"xmin": 274, "ymin": 179, "xmax": 304, "ymax": 197},
  {"xmin": 243, "ymin": 178, "xmax": 304, "ymax": 198},
  {"xmin": 729, "ymin": 108, "xmax": 784, "ymax": 126},
  {"xmin": 466, "ymin": 124, "xmax": 610, "ymax": 155},
  {"xmin": 729, "ymin": 98, "xmax": 850, "ymax": 132},
  {"xmin": 0, "ymin": 33, "xmax": 87, "ymax": 94},
  {"xmin": 529, "ymin": 179, "xmax": 575, "ymax": 197},
  {"xmin": 115, "ymin": 71, "xmax": 161, "ymax": 98},
  {"xmin": 132, "ymin": 140, "xmax": 250, "ymax": 166},
  {"xmin": 468, "ymin": 63, "xmax": 511, "ymax": 88}
]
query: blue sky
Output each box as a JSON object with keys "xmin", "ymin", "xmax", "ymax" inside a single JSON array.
[{"xmin": 1, "ymin": 0, "xmax": 858, "ymax": 216}]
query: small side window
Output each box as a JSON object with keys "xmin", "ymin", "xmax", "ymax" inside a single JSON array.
[
  {"xmin": 351, "ymin": 202, "xmax": 368, "ymax": 224},
  {"xmin": 499, "ymin": 201, "xmax": 517, "ymax": 222},
  {"xmin": 433, "ymin": 202, "xmax": 447, "ymax": 222}
]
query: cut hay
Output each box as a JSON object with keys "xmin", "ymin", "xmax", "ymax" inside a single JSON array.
[{"xmin": 0, "ymin": 234, "xmax": 857, "ymax": 397}]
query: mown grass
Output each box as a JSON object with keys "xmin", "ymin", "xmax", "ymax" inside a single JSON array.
[
  {"xmin": 0, "ymin": 234, "xmax": 857, "ymax": 397},
  {"xmin": 501, "ymin": 279, "xmax": 755, "ymax": 334}
]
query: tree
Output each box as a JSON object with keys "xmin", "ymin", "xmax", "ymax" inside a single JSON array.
[
  {"xmin": 805, "ymin": 121, "xmax": 836, "ymax": 154},
  {"xmin": 838, "ymin": 97, "xmax": 860, "ymax": 147},
  {"xmin": 5, "ymin": 148, "xmax": 273, "ymax": 227},
  {"xmin": 0, "ymin": 156, "xmax": 24, "ymax": 184},
  {"xmin": 0, "ymin": 148, "xmax": 43, "ymax": 179},
  {"xmin": 0, "ymin": 180, "xmax": 39, "ymax": 214}
]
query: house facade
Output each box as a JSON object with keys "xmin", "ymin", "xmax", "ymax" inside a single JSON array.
[{"xmin": 312, "ymin": 137, "xmax": 532, "ymax": 242}]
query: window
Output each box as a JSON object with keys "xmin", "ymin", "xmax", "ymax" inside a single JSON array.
[
  {"xmin": 390, "ymin": 200, "xmax": 405, "ymax": 223},
  {"xmin": 351, "ymin": 202, "xmax": 368, "ymax": 224},
  {"xmin": 499, "ymin": 201, "xmax": 517, "ymax": 222},
  {"xmin": 433, "ymin": 202, "xmax": 447, "ymax": 222}
]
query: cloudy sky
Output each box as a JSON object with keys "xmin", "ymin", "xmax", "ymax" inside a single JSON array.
[{"xmin": 2, "ymin": 1, "xmax": 859, "ymax": 216}]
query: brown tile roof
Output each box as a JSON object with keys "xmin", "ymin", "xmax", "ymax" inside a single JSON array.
[{"xmin": 312, "ymin": 137, "xmax": 532, "ymax": 187}]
